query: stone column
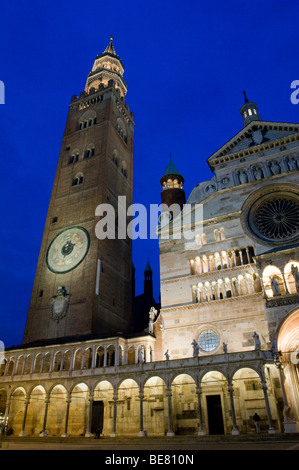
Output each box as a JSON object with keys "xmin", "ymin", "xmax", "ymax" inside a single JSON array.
[
  {"xmin": 110, "ymin": 393, "xmax": 118, "ymax": 437},
  {"xmin": 261, "ymin": 380, "xmax": 276, "ymax": 434},
  {"xmin": 61, "ymin": 397, "xmax": 71, "ymax": 437},
  {"xmin": 196, "ymin": 386, "xmax": 205, "ymax": 435},
  {"xmin": 40, "ymin": 396, "xmax": 50, "ymax": 436},
  {"xmin": 70, "ymin": 350, "xmax": 75, "ymax": 371},
  {"xmin": 227, "ymin": 383, "xmax": 239, "ymax": 435},
  {"xmin": 85, "ymin": 395, "xmax": 94, "ymax": 437},
  {"xmin": 59, "ymin": 352, "xmax": 65, "ymax": 371},
  {"xmin": 49, "ymin": 351, "xmax": 55, "ymax": 372},
  {"xmin": 138, "ymin": 392, "xmax": 145, "ymax": 436},
  {"xmin": 166, "ymin": 390, "xmax": 175, "ymax": 436},
  {"xmin": 19, "ymin": 398, "xmax": 30, "ymax": 437},
  {"xmin": 103, "ymin": 346, "xmax": 108, "ymax": 367},
  {"xmin": 123, "ymin": 346, "xmax": 128, "ymax": 365},
  {"xmin": 91, "ymin": 346, "xmax": 96, "ymax": 369},
  {"xmin": 80, "ymin": 349, "xmax": 85, "ymax": 370},
  {"xmin": 115, "ymin": 344, "xmax": 119, "ymax": 366}
]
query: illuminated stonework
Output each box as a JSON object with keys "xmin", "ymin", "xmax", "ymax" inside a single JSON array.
[
  {"xmin": 253, "ymin": 197, "xmax": 299, "ymax": 241},
  {"xmin": 241, "ymin": 184, "xmax": 299, "ymax": 245}
]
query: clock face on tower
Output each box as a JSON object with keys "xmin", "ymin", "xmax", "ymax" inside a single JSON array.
[{"xmin": 46, "ymin": 226, "xmax": 90, "ymax": 274}]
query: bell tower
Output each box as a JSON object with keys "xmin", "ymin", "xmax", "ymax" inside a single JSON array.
[
  {"xmin": 23, "ymin": 39, "xmax": 135, "ymax": 344},
  {"xmin": 160, "ymin": 156, "xmax": 186, "ymax": 225}
]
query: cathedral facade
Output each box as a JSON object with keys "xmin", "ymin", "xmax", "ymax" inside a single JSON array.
[{"xmin": 0, "ymin": 41, "xmax": 299, "ymax": 438}]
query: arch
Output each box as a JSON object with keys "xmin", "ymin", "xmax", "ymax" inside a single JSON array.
[
  {"xmin": 200, "ymin": 370, "xmax": 228, "ymax": 435},
  {"xmin": 78, "ymin": 109, "xmax": 97, "ymax": 129},
  {"xmin": 68, "ymin": 383, "xmax": 89, "ymax": 436},
  {"xmin": 171, "ymin": 374, "xmax": 197, "ymax": 435},
  {"xmin": 284, "ymin": 260, "xmax": 299, "ymax": 294},
  {"xmin": 277, "ymin": 307, "xmax": 299, "ymax": 354},
  {"xmin": 116, "ymin": 117, "xmax": 127, "ymax": 142},
  {"xmin": 277, "ymin": 308, "xmax": 299, "ymax": 424},
  {"xmin": 15, "ymin": 355, "xmax": 25, "ymax": 375},
  {"xmin": 238, "ymin": 274, "xmax": 247, "ymax": 295},
  {"xmin": 62, "ymin": 350, "xmax": 72, "ymax": 371},
  {"xmin": 72, "ymin": 172, "xmax": 84, "ymax": 186},
  {"xmin": 83, "ymin": 347, "xmax": 93, "ymax": 370},
  {"xmin": 26, "ymin": 385, "xmax": 46, "ymax": 435},
  {"xmin": 120, "ymin": 160, "xmax": 128, "ymax": 178},
  {"xmin": 96, "ymin": 346, "xmax": 105, "ymax": 367},
  {"xmin": 232, "ymin": 367, "xmax": 279, "ymax": 433},
  {"xmin": 127, "ymin": 345, "xmax": 135, "ymax": 365},
  {"xmin": 93, "ymin": 380, "xmax": 114, "ymax": 436},
  {"xmin": 107, "ymin": 344, "xmax": 115, "ymax": 367},
  {"xmin": 112, "ymin": 149, "xmax": 119, "ymax": 167},
  {"xmin": 143, "ymin": 376, "xmax": 167, "ymax": 436},
  {"xmin": 83, "ymin": 144, "xmax": 95, "ymax": 159},
  {"xmin": 6, "ymin": 358, "xmax": 14, "ymax": 376},
  {"xmin": 33, "ymin": 353, "xmax": 43, "ymax": 373},
  {"xmin": 8, "ymin": 387, "xmax": 26, "ymax": 435},
  {"xmin": 23, "ymin": 354, "xmax": 33, "ymax": 374},
  {"xmin": 68, "ymin": 149, "xmax": 79, "ymax": 164},
  {"xmin": 47, "ymin": 385, "xmax": 68, "ymax": 436},
  {"xmin": 73, "ymin": 348, "xmax": 83, "ymax": 370},
  {"xmin": 262, "ymin": 265, "xmax": 285, "ymax": 297},
  {"xmin": 42, "ymin": 352, "xmax": 52, "ymax": 373},
  {"xmin": 53, "ymin": 351, "xmax": 62, "ymax": 372},
  {"xmin": 117, "ymin": 379, "xmax": 139, "ymax": 436}
]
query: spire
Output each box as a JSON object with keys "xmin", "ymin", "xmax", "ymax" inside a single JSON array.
[
  {"xmin": 144, "ymin": 259, "xmax": 152, "ymax": 273},
  {"xmin": 162, "ymin": 154, "xmax": 182, "ymax": 178},
  {"xmin": 104, "ymin": 36, "xmax": 116, "ymax": 55},
  {"xmin": 85, "ymin": 38, "xmax": 127, "ymax": 97},
  {"xmin": 240, "ymin": 91, "xmax": 262, "ymax": 127},
  {"xmin": 243, "ymin": 90, "xmax": 249, "ymax": 103}
]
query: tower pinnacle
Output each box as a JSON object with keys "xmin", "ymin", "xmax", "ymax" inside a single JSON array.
[
  {"xmin": 85, "ymin": 37, "xmax": 127, "ymax": 97},
  {"xmin": 240, "ymin": 91, "xmax": 261, "ymax": 127}
]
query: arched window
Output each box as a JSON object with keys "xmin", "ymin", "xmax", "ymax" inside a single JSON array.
[
  {"xmin": 284, "ymin": 261, "xmax": 299, "ymax": 294},
  {"xmin": 72, "ymin": 173, "xmax": 83, "ymax": 186},
  {"xmin": 78, "ymin": 110, "xmax": 97, "ymax": 130},
  {"xmin": 121, "ymin": 161, "xmax": 128, "ymax": 178},
  {"xmin": 116, "ymin": 118, "xmax": 128, "ymax": 143},
  {"xmin": 262, "ymin": 265, "xmax": 285, "ymax": 298},
  {"xmin": 112, "ymin": 150, "xmax": 119, "ymax": 167},
  {"xmin": 83, "ymin": 145, "xmax": 95, "ymax": 159},
  {"xmin": 68, "ymin": 149, "xmax": 79, "ymax": 164}
]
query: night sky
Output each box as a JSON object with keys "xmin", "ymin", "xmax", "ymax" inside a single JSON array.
[{"xmin": 0, "ymin": 0, "xmax": 299, "ymax": 348}]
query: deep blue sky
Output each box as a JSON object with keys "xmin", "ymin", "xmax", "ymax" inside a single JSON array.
[{"xmin": 0, "ymin": 0, "xmax": 298, "ymax": 347}]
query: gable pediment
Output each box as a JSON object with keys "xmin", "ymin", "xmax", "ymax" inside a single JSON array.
[{"xmin": 208, "ymin": 121, "xmax": 299, "ymax": 170}]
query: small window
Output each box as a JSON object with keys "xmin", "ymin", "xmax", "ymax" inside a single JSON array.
[
  {"xmin": 72, "ymin": 175, "xmax": 83, "ymax": 186},
  {"xmin": 83, "ymin": 147, "xmax": 95, "ymax": 159},
  {"xmin": 198, "ymin": 329, "xmax": 219, "ymax": 352},
  {"xmin": 39, "ymin": 290, "xmax": 43, "ymax": 298},
  {"xmin": 52, "ymin": 216, "xmax": 58, "ymax": 223},
  {"xmin": 68, "ymin": 154, "xmax": 78, "ymax": 164}
]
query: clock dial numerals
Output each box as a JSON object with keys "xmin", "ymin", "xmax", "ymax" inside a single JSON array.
[{"xmin": 46, "ymin": 226, "xmax": 90, "ymax": 274}]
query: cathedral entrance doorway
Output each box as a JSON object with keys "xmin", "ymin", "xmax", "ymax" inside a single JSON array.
[
  {"xmin": 206, "ymin": 395, "xmax": 224, "ymax": 434},
  {"xmin": 91, "ymin": 401, "xmax": 104, "ymax": 434}
]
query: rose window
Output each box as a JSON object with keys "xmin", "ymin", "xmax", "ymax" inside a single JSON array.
[
  {"xmin": 242, "ymin": 186, "xmax": 299, "ymax": 245},
  {"xmin": 253, "ymin": 198, "xmax": 299, "ymax": 241}
]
